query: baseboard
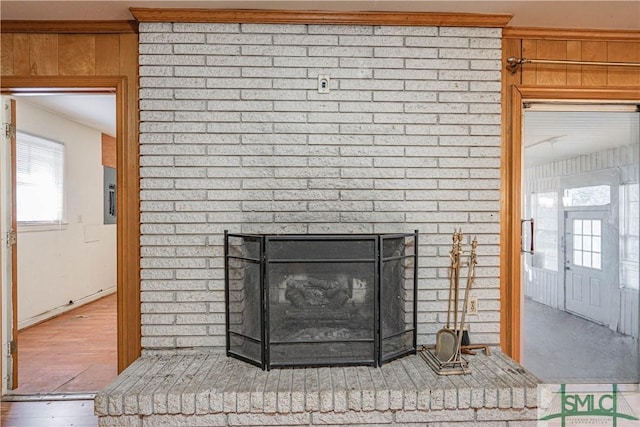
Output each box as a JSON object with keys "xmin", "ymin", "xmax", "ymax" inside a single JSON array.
[{"xmin": 18, "ymin": 287, "xmax": 116, "ymax": 330}]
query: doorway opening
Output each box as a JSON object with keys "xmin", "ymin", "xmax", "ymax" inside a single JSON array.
[
  {"xmin": 9, "ymin": 94, "xmax": 118, "ymax": 394},
  {"xmin": 1, "ymin": 76, "xmax": 140, "ymax": 399},
  {"xmin": 0, "ymin": 81, "xmax": 136, "ymax": 396},
  {"xmin": 521, "ymin": 103, "xmax": 639, "ymax": 383}
]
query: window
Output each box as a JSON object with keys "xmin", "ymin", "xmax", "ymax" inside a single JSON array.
[
  {"xmin": 572, "ymin": 219, "xmax": 602, "ymax": 270},
  {"xmin": 620, "ymin": 183, "xmax": 639, "ymax": 289},
  {"xmin": 562, "ymin": 185, "xmax": 610, "ymax": 207},
  {"xmin": 531, "ymin": 191, "xmax": 559, "ymax": 271},
  {"xmin": 16, "ymin": 132, "xmax": 65, "ymax": 224}
]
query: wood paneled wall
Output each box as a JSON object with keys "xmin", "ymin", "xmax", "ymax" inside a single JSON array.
[
  {"xmin": 521, "ymin": 39, "xmax": 640, "ymax": 86},
  {"xmin": 500, "ymin": 28, "xmax": 640, "ymax": 361},
  {"xmin": 503, "ymin": 30, "xmax": 640, "ymax": 87},
  {"xmin": 0, "ymin": 29, "xmax": 140, "ymax": 374},
  {"xmin": 1, "ymin": 33, "xmax": 134, "ymax": 77}
]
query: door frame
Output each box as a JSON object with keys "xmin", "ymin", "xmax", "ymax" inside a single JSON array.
[
  {"xmin": 0, "ymin": 76, "xmax": 141, "ymax": 384},
  {"xmin": 500, "ymin": 86, "xmax": 640, "ymax": 361}
]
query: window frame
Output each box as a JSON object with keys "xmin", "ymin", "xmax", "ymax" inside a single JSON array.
[{"xmin": 620, "ymin": 182, "xmax": 639, "ymax": 290}]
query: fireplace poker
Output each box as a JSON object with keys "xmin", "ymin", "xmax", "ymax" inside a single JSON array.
[
  {"xmin": 453, "ymin": 229, "xmax": 463, "ymax": 346},
  {"xmin": 453, "ymin": 236, "xmax": 477, "ymax": 362}
]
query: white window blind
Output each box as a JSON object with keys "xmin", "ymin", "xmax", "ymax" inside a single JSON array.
[{"xmin": 16, "ymin": 132, "xmax": 65, "ymax": 223}]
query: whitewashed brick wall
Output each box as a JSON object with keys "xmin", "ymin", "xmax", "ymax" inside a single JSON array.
[{"xmin": 138, "ymin": 22, "xmax": 503, "ymax": 353}]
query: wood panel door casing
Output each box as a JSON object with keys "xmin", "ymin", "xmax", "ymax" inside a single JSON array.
[{"xmin": 0, "ymin": 29, "xmax": 140, "ymax": 377}]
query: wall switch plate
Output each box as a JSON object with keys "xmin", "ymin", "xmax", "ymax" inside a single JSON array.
[
  {"xmin": 318, "ymin": 75, "xmax": 330, "ymax": 93},
  {"xmin": 468, "ymin": 296, "xmax": 478, "ymax": 315}
]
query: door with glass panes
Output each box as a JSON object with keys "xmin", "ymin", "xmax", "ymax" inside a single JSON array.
[{"xmin": 564, "ymin": 209, "xmax": 614, "ymax": 325}]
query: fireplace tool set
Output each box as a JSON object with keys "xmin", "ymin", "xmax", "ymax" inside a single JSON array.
[{"xmin": 422, "ymin": 229, "xmax": 485, "ymax": 375}]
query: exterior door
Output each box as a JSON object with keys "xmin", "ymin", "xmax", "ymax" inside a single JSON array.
[{"xmin": 564, "ymin": 209, "xmax": 613, "ymax": 325}]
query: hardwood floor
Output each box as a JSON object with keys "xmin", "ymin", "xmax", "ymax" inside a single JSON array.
[
  {"xmin": 10, "ymin": 293, "xmax": 117, "ymax": 394},
  {"xmin": 1, "ymin": 296, "xmax": 115, "ymax": 426},
  {"xmin": 1, "ymin": 400, "xmax": 97, "ymax": 427}
]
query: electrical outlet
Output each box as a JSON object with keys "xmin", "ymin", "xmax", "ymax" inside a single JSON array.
[
  {"xmin": 318, "ymin": 75, "xmax": 330, "ymax": 93},
  {"xmin": 468, "ymin": 296, "xmax": 478, "ymax": 315}
]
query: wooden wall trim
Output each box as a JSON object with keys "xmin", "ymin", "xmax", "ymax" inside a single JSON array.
[
  {"xmin": 129, "ymin": 8, "xmax": 513, "ymax": 27},
  {"xmin": 0, "ymin": 21, "xmax": 138, "ymax": 34},
  {"xmin": 512, "ymin": 86, "xmax": 640, "ymax": 100},
  {"xmin": 500, "ymin": 37, "xmax": 522, "ymax": 362},
  {"xmin": 2, "ymin": 76, "xmax": 123, "ymax": 90},
  {"xmin": 504, "ymin": 26, "xmax": 640, "ymax": 41}
]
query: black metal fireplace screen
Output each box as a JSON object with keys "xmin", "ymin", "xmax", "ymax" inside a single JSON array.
[{"xmin": 224, "ymin": 232, "xmax": 418, "ymax": 370}]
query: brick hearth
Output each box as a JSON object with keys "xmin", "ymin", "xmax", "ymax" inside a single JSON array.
[{"xmin": 95, "ymin": 350, "xmax": 539, "ymax": 426}]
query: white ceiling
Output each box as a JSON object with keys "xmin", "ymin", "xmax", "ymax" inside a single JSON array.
[
  {"xmin": 15, "ymin": 94, "xmax": 117, "ymax": 137},
  {"xmin": 524, "ymin": 109, "xmax": 640, "ymax": 167},
  {"xmin": 1, "ymin": 1, "xmax": 640, "ymax": 30}
]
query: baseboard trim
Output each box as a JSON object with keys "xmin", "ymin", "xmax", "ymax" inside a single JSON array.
[
  {"xmin": 18, "ymin": 288, "xmax": 116, "ymax": 331},
  {"xmin": 2, "ymin": 392, "xmax": 96, "ymax": 402}
]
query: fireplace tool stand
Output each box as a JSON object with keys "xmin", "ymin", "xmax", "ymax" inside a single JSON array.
[{"xmin": 421, "ymin": 230, "xmax": 481, "ymax": 375}]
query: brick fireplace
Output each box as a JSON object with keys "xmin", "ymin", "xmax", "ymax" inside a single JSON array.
[{"xmin": 94, "ymin": 18, "xmax": 542, "ymax": 427}]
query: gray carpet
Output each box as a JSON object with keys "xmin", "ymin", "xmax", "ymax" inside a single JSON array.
[{"xmin": 523, "ymin": 298, "xmax": 639, "ymax": 383}]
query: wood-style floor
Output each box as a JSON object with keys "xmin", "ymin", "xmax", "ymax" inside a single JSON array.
[
  {"xmin": 10, "ymin": 293, "xmax": 117, "ymax": 394},
  {"xmin": 1, "ymin": 399, "xmax": 97, "ymax": 427},
  {"xmin": 1, "ymin": 295, "xmax": 116, "ymax": 426}
]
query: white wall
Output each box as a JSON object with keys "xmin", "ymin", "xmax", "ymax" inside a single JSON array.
[{"xmin": 15, "ymin": 100, "xmax": 116, "ymax": 329}]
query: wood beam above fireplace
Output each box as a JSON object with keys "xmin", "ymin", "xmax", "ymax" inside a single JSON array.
[{"xmin": 129, "ymin": 8, "xmax": 513, "ymax": 27}]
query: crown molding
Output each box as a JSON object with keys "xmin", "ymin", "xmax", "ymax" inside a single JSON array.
[
  {"xmin": 129, "ymin": 8, "xmax": 513, "ymax": 28},
  {"xmin": 503, "ymin": 26, "xmax": 640, "ymax": 41}
]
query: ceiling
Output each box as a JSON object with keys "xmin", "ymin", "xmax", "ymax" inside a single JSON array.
[
  {"xmin": 524, "ymin": 108, "xmax": 640, "ymax": 167},
  {"xmin": 15, "ymin": 94, "xmax": 117, "ymax": 137},
  {"xmin": 1, "ymin": 1, "xmax": 640, "ymax": 30}
]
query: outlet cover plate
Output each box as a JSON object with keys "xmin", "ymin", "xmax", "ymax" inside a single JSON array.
[{"xmin": 318, "ymin": 75, "xmax": 330, "ymax": 93}]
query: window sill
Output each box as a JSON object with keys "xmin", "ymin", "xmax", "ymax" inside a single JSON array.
[{"xmin": 18, "ymin": 222, "xmax": 69, "ymax": 233}]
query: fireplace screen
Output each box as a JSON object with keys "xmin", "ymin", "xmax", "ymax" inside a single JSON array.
[{"xmin": 225, "ymin": 232, "xmax": 418, "ymax": 369}]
